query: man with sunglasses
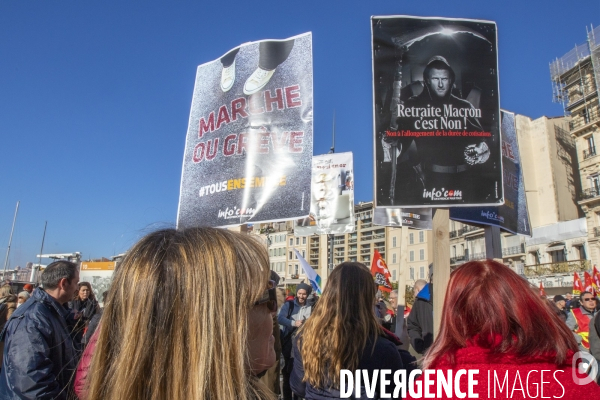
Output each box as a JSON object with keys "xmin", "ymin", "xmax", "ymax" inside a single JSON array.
[{"xmin": 567, "ymin": 291, "xmax": 598, "ymax": 351}]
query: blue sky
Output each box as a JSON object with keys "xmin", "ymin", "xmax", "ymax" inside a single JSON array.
[{"xmin": 1, "ymin": 0, "xmax": 598, "ymax": 267}]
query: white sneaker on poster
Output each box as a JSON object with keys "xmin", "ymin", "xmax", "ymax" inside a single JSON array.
[
  {"xmin": 220, "ymin": 61, "xmax": 236, "ymax": 92},
  {"xmin": 243, "ymin": 67, "xmax": 275, "ymax": 95}
]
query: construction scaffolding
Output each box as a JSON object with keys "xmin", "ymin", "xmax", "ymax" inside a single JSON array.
[
  {"xmin": 588, "ymin": 24, "xmax": 600, "ymax": 101},
  {"xmin": 549, "ymin": 25, "xmax": 600, "ymax": 119}
]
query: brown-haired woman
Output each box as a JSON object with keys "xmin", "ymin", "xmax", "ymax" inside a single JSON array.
[
  {"xmin": 290, "ymin": 262, "xmax": 404, "ymax": 399},
  {"xmin": 69, "ymin": 281, "xmax": 99, "ymax": 352},
  {"xmin": 79, "ymin": 227, "xmax": 277, "ymax": 400}
]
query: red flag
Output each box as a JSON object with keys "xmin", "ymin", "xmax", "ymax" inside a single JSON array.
[
  {"xmin": 584, "ymin": 271, "xmax": 594, "ymax": 295},
  {"xmin": 539, "ymin": 282, "xmax": 546, "ymax": 297},
  {"xmin": 593, "ymin": 266, "xmax": 600, "ymax": 295},
  {"xmin": 371, "ymin": 249, "xmax": 393, "ymax": 293},
  {"xmin": 573, "ymin": 272, "xmax": 583, "ymax": 296}
]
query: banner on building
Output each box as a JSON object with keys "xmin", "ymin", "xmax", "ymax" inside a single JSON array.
[
  {"xmin": 373, "ymin": 207, "xmax": 432, "ymax": 230},
  {"xmin": 450, "ymin": 111, "xmax": 531, "ymax": 235},
  {"xmin": 79, "ymin": 262, "xmax": 115, "ymax": 303},
  {"xmin": 371, "ymin": 250, "xmax": 393, "ymax": 293},
  {"xmin": 372, "ymin": 16, "xmax": 503, "ymax": 208},
  {"xmin": 177, "ymin": 33, "xmax": 314, "ymax": 228},
  {"xmin": 294, "ymin": 152, "xmax": 355, "ymax": 235}
]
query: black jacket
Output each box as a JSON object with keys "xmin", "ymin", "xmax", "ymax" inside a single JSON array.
[
  {"xmin": 0, "ymin": 288, "xmax": 77, "ymax": 400},
  {"xmin": 290, "ymin": 333, "xmax": 404, "ymax": 399},
  {"xmin": 406, "ymin": 283, "xmax": 433, "ymax": 354}
]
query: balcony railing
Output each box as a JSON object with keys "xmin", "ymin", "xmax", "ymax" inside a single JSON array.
[
  {"xmin": 523, "ymin": 260, "xmax": 590, "ymax": 277},
  {"xmin": 373, "ymin": 233, "xmax": 385, "ymax": 240},
  {"xmin": 580, "ymin": 187, "xmax": 600, "ymax": 201},
  {"xmin": 361, "ymin": 222, "xmax": 373, "ymax": 229},
  {"xmin": 595, "ymin": 227, "xmax": 600, "ymax": 237},
  {"xmin": 502, "ymin": 244, "xmax": 526, "ymax": 256},
  {"xmin": 467, "ymin": 252, "xmax": 486, "ymax": 261},
  {"xmin": 449, "ymin": 230, "xmax": 458, "ymax": 238},
  {"xmin": 450, "ymin": 255, "xmax": 466, "ymax": 264},
  {"xmin": 584, "ymin": 147, "xmax": 597, "ymax": 160}
]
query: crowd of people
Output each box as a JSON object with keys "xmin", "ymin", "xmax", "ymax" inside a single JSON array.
[{"xmin": 0, "ymin": 227, "xmax": 599, "ymax": 399}]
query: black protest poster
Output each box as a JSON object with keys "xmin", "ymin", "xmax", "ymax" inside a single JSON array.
[
  {"xmin": 177, "ymin": 33, "xmax": 313, "ymax": 228},
  {"xmin": 372, "ymin": 16, "xmax": 503, "ymax": 207},
  {"xmin": 450, "ymin": 111, "xmax": 531, "ymax": 235}
]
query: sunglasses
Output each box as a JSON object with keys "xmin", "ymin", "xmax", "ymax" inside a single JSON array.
[
  {"xmin": 582, "ymin": 298, "xmax": 595, "ymax": 302},
  {"xmin": 254, "ymin": 280, "xmax": 277, "ymax": 312}
]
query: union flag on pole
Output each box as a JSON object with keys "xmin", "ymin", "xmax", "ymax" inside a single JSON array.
[
  {"xmin": 593, "ymin": 265, "xmax": 600, "ymax": 295},
  {"xmin": 584, "ymin": 271, "xmax": 595, "ymax": 295},
  {"xmin": 573, "ymin": 272, "xmax": 583, "ymax": 296},
  {"xmin": 539, "ymin": 282, "xmax": 546, "ymax": 297},
  {"xmin": 371, "ymin": 249, "xmax": 393, "ymax": 292}
]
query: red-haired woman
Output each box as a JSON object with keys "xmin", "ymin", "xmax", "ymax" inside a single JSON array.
[{"xmin": 407, "ymin": 260, "xmax": 600, "ymax": 399}]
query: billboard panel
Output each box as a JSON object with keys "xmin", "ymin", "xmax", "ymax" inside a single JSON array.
[
  {"xmin": 79, "ymin": 261, "xmax": 115, "ymax": 301},
  {"xmin": 373, "ymin": 207, "xmax": 432, "ymax": 230},
  {"xmin": 372, "ymin": 16, "xmax": 503, "ymax": 207},
  {"xmin": 295, "ymin": 152, "xmax": 355, "ymax": 235},
  {"xmin": 178, "ymin": 33, "xmax": 313, "ymax": 227}
]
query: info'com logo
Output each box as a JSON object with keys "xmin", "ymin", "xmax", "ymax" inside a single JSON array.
[{"xmin": 572, "ymin": 351, "xmax": 599, "ymax": 385}]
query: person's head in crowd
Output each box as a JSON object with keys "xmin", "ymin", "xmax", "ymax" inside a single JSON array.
[
  {"xmin": 40, "ymin": 260, "xmax": 80, "ymax": 305},
  {"xmin": 299, "ymin": 262, "xmax": 381, "ymax": 389},
  {"xmin": 580, "ymin": 291, "xmax": 596, "ymax": 312},
  {"xmin": 389, "ymin": 290, "xmax": 398, "ymax": 311},
  {"xmin": 413, "ymin": 279, "xmax": 428, "ymax": 297},
  {"xmin": 17, "ymin": 291, "xmax": 30, "ymax": 307},
  {"xmin": 22, "ymin": 284, "xmax": 33, "ymax": 294},
  {"xmin": 423, "ymin": 260, "xmax": 578, "ymax": 369},
  {"xmin": 553, "ymin": 295, "xmax": 566, "ymax": 310},
  {"xmin": 0, "ymin": 285, "xmax": 13, "ymax": 298},
  {"xmin": 75, "ymin": 282, "xmax": 96, "ymax": 302},
  {"xmin": 296, "ymin": 282, "xmax": 312, "ymax": 306},
  {"xmin": 565, "ymin": 293, "xmax": 573, "ymax": 301},
  {"xmin": 86, "ymin": 227, "xmax": 276, "ymax": 400},
  {"xmin": 101, "ymin": 290, "xmax": 109, "ymax": 304}
]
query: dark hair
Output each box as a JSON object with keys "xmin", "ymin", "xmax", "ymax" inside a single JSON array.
[
  {"xmin": 41, "ymin": 260, "xmax": 78, "ymax": 290},
  {"xmin": 423, "ymin": 59, "xmax": 455, "ymax": 83},
  {"xmin": 580, "ymin": 291, "xmax": 593, "ymax": 299}
]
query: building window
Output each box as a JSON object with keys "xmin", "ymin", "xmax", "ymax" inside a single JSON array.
[
  {"xmin": 289, "ymin": 251, "xmax": 293, "ymax": 260},
  {"xmin": 591, "ymin": 175, "xmax": 600, "ymax": 193},
  {"xmin": 296, "ymin": 237, "xmax": 300, "ymax": 245},
  {"xmin": 295, "ymin": 265, "xmax": 299, "ymax": 275},
  {"xmin": 419, "ymin": 249, "xmax": 424, "ymax": 260},
  {"xmin": 302, "ymin": 237, "xmax": 306, "ymax": 244},
  {"xmin": 419, "ymin": 266, "xmax": 425, "ymax": 279},
  {"xmin": 409, "ymin": 251, "xmax": 414, "ymax": 262},
  {"xmin": 409, "ymin": 233, "xmax": 414, "ymax": 245},
  {"xmin": 419, "ymin": 231, "xmax": 424, "ymax": 243},
  {"xmin": 289, "ymin": 264, "xmax": 293, "ymax": 274},
  {"xmin": 410, "ymin": 267, "xmax": 414, "ymax": 280},
  {"xmin": 392, "ymin": 269, "xmax": 397, "ymax": 280},
  {"xmin": 392, "ymin": 253, "xmax": 397, "ymax": 263},
  {"xmin": 451, "ymin": 246, "xmax": 456, "ymax": 258},
  {"xmin": 289, "ymin": 238, "xmax": 293, "ymax": 246},
  {"xmin": 302, "ymin": 250, "xmax": 305, "ymax": 258},
  {"xmin": 393, "ymin": 237, "xmax": 397, "ymax": 247}
]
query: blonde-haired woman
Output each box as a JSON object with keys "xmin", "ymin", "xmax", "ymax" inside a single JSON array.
[
  {"xmin": 81, "ymin": 227, "xmax": 277, "ymax": 400},
  {"xmin": 291, "ymin": 262, "xmax": 404, "ymax": 399}
]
